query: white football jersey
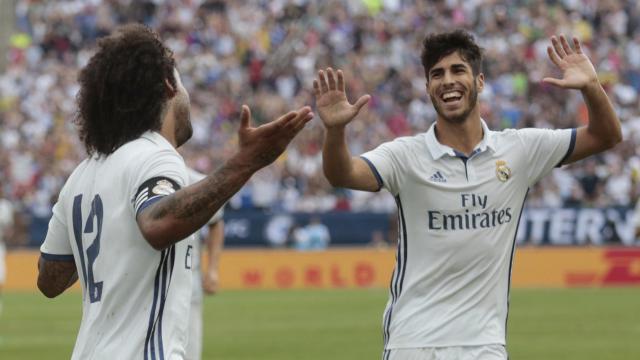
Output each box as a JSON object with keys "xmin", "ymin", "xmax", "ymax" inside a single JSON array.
[
  {"xmin": 361, "ymin": 120, "xmax": 575, "ymax": 350},
  {"xmin": 40, "ymin": 131, "xmax": 195, "ymax": 360}
]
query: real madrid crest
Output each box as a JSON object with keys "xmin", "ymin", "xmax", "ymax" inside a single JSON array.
[
  {"xmin": 495, "ymin": 160, "xmax": 511, "ymax": 182},
  {"xmin": 152, "ymin": 179, "xmax": 176, "ymax": 195}
]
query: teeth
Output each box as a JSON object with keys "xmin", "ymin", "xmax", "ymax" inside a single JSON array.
[{"xmin": 442, "ymin": 91, "xmax": 462, "ymax": 100}]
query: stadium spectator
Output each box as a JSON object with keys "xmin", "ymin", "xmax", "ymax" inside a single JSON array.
[{"xmin": 2, "ymin": 0, "xmax": 640, "ymax": 245}]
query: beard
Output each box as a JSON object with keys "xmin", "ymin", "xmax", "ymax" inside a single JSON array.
[
  {"xmin": 173, "ymin": 94, "xmax": 193, "ymax": 147},
  {"xmin": 431, "ymin": 82, "xmax": 479, "ymax": 124}
]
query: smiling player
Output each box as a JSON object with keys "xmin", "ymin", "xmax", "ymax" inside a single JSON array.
[{"xmin": 314, "ymin": 30, "xmax": 621, "ymax": 360}]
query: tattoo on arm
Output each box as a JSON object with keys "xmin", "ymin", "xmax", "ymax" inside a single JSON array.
[
  {"xmin": 139, "ymin": 159, "xmax": 253, "ymax": 248},
  {"xmin": 37, "ymin": 257, "xmax": 78, "ymax": 298}
]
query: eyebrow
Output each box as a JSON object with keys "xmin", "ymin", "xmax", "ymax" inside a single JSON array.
[{"xmin": 429, "ymin": 63, "xmax": 469, "ymax": 76}]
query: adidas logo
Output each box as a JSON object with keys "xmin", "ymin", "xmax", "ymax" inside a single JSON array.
[{"xmin": 429, "ymin": 171, "xmax": 447, "ymax": 183}]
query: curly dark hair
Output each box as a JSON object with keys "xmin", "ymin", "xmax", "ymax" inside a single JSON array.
[
  {"xmin": 75, "ymin": 23, "xmax": 177, "ymax": 156},
  {"xmin": 420, "ymin": 30, "xmax": 483, "ymax": 81}
]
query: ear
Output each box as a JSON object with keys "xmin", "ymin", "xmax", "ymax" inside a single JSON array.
[
  {"xmin": 164, "ymin": 78, "xmax": 177, "ymax": 98},
  {"xmin": 476, "ymin": 73, "xmax": 484, "ymax": 92}
]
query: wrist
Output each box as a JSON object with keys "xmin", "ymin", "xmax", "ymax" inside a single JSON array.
[
  {"xmin": 225, "ymin": 153, "xmax": 259, "ymax": 177},
  {"xmin": 580, "ymin": 78, "xmax": 602, "ymax": 94},
  {"xmin": 325, "ymin": 125, "xmax": 347, "ymax": 136}
]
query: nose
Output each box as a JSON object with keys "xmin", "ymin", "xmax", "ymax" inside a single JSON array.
[{"xmin": 442, "ymin": 70, "xmax": 455, "ymax": 86}]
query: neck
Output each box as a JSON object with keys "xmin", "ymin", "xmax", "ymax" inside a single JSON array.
[
  {"xmin": 159, "ymin": 113, "xmax": 178, "ymax": 149},
  {"xmin": 434, "ymin": 112, "xmax": 483, "ymax": 156}
]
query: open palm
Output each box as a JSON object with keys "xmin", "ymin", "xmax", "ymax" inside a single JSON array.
[
  {"xmin": 313, "ymin": 68, "xmax": 370, "ymax": 128},
  {"xmin": 543, "ymin": 35, "xmax": 598, "ymax": 90}
]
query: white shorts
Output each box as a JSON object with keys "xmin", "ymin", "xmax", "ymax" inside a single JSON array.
[{"xmin": 384, "ymin": 345, "xmax": 508, "ymax": 360}]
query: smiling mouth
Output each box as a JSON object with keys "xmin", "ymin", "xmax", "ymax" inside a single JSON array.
[{"xmin": 440, "ymin": 91, "xmax": 464, "ymax": 105}]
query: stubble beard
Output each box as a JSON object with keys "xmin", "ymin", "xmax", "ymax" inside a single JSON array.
[
  {"xmin": 174, "ymin": 96, "xmax": 193, "ymax": 148},
  {"xmin": 431, "ymin": 83, "xmax": 479, "ymax": 124}
]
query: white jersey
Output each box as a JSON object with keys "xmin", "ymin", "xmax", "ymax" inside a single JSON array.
[
  {"xmin": 361, "ymin": 120, "xmax": 575, "ymax": 349},
  {"xmin": 40, "ymin": 131, "xmax": 194, "ymax": 360}
]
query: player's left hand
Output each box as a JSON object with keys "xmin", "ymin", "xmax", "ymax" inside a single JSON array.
[
  {"xmin": 202, "ymin": 271, "xmax": 219, "ymax": 295},
  {"xmin": 543, "ymin": 35, "xmax": 598, "ymax": 90}
]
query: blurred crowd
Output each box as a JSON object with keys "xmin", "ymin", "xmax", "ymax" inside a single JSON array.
[{"xmin": 2, "ymin": 0, "xmax": 640, "ymax": 246}]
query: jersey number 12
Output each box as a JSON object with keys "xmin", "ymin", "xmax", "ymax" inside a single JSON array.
[{"xmin": 72, "ymin": 194, "xmax": 104, "ymax": 303}]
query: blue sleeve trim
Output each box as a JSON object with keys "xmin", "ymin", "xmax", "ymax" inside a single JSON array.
[
  {"xmin": 359, "ymin": 156, "xmax": 383, "ymax": 192},
  {"xmin": 136, "ymin": 195, "xmax": 165, "ymax": 216},
  {"xmin": 41, "ymin": 252, "xmax": 75, "ymax": 262},
  {"xmin": 556, "ymin": 128, "xmax": 577, "ymax": 167}
]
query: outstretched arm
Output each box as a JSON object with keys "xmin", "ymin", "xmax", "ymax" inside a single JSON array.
[
  {"xmin": 314, "ymin": 68, "xmax": 379, "ymax": 191},
  {"xmin": 137, "ymin": 106, "xmax": 313, "ymax": 250},
  {"xmin": 543, "ymin": 35, "xmax": 622, "ymax": 164}
]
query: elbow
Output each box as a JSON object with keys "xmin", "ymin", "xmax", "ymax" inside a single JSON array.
[
  {"xmin": 37, "ymin": 279, "xmax": 61, "ymax": 298},
  {"xmin": 139, "ymin": 225, "xmax": 169, "ymax": 251},
  {"xmin": 603, "ymin": 131, "xmax": 623, "ymax": 150}
]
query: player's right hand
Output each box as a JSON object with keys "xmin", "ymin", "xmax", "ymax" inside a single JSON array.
[
  {"xmin": 235, "ymin": 104, "xmax": 313, "ymax": 172},
  {"xmin": 313, "ymin": 68, "xmax": 370, "ymax": 129}
]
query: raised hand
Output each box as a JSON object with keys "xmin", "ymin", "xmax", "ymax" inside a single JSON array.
[
  {"xmin": 236, "ymin": 105, "xmax": 313, "ymax": 171},
  {"xmin": 313, "ymin": 68, "xmax": 370, "ymax": 129},
  {"xmin": 543, "ymin": 35, "xmax": 598, "ymax": 90}
]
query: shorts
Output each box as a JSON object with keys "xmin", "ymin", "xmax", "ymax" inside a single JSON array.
[{"xmin": 384, "ymin": 345, "xmax": 508, "ymax": 360}]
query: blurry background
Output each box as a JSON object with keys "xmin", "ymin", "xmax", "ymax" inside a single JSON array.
[
  {"xmin": 1, "ymin": 0, "xmax": 639, "ymax": 359},
  {"xmin": 2, "ymin": 0, "xmax": 640, "ymax": 248}
]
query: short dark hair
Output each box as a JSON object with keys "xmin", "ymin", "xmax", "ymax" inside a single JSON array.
[
  {"xmin": 75, "ymin": 24, "xmax": 176, "ymax": 156},
  {"xmin": 420, "ymin": 30, "xmax": 483, "ymax": 80}
]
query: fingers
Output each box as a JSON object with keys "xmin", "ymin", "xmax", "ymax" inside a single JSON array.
[
  {"xmin": 326, "ymin": 68, "xmax": 337, "ymax": 90},
  {"xmin": 546, "ymin": 45, "xmax": 562, "ymax": 68},
  {"xmin": 239, "ymin": 105, "xmax": 251, "ymax": 129},
  {"xmin": 337, "ymin": 70, "xmax": 345, "ymax": 92},
  {"xmin": 318, "ymin": 70, "xmax": 329, "ymax": 92},
  {"xmin": 551, "ymin": 36, "xmax": 566, "ymax": 59},
  {"xmin": 315, "ymin": 68, "xmax": 345, "ymax": 94},
  {"xmin": 354, "ymin": 95, "xmax": 371, "ymax": 113},
  {"xmin": 542, "ymin": 77, "xmax": 565, "ymax": 88},
  {"xmin": 559, "ymin": 35, "xmax": 573, "ymax": 55},
  {"xmin": 573, "ymin": 37, "xmax": 583, "ymax": 54}
]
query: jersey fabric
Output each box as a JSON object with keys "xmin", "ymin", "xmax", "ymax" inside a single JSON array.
[
  {"xmin": 0, "ymin": 198, "xmax": 13, "ymax": 285},
  {"xmin": 361, "ymin": 120, "xmax": 575, "ymax": 350},
  {"xmin": 184, "ymin": 168, "xmax": 224, "ymax": 360},
  {"xmin": 40, "ymin": 131, "xmax": 194, "ymax": 360},
  {"xmin": 385, "ymin": 344, "xmax": 507, "ymax": 360}
]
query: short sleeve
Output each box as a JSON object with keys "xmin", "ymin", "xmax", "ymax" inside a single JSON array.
[
  {"xmin": 360, "ymin": 139, "xmax": 410, "ymax": 195},
  {"xmin": 130, "ymin": 148, "xmax": 188, "ymax": 216},
  {"xmin": 517, "ymin": 128, "xmax": 576, "ymax": 187},
  {"xmin": 40, "ymin": 200, "xmax": 74, "ymax": 261}
]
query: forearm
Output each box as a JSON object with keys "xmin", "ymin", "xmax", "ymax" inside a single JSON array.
[
  {"xmin": 322, "ymin": 126, "xmax": 356, "ymax": 187},
  {"xmin": 581, "ymin": 81, "xmax": 622, "ymax": 148},
  {"xmin": 138, "ymin": 155, "xmax": 253, "ymax": 250}
]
